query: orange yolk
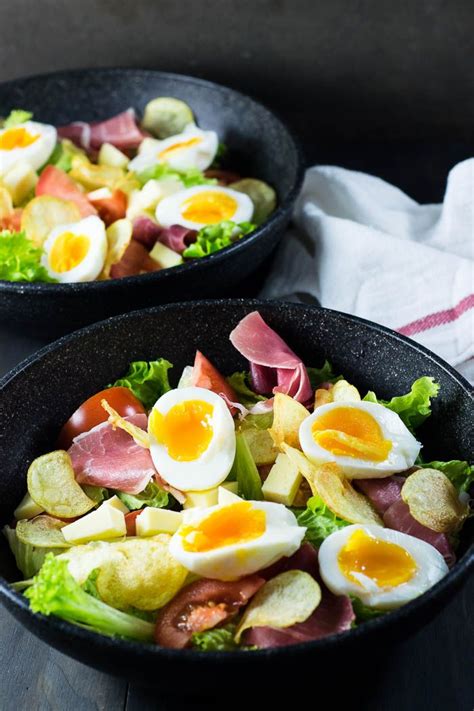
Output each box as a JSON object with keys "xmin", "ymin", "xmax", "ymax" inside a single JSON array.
[
  {"xmin": 181, "ymin": 502, "xmax": 266, "ymax": 552},
  {"xmin": 312, "ymin": 407, "xmax": 392, "ymax": 462},
  {"xmin": 181, "ymin": 190, "xmax": 237, "ymax": 224},
  {"xmin": 158, "ymin": 136, "xmax": 202, "ymax": 160},
  {"xmin": 338, "ymin": 529, "xmax": 417, "ymax": 587},
  {"xmin": 150, "ymin": 400, "xmax": 214, "ymax": 461},
  {"xmin": 0, "ymin": 126, "xmax": 39, "ymax": 150},
  {"xmin": 49, "ymin": 232, "xmax": 90, "ymax": 273}
]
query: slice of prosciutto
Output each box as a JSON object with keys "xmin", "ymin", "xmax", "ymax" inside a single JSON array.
[
  {"xmin": 58, "ymin": 109, "xmax": 146, "ymax": 152},
  {"xmin": 68, "ymin": 413, "xmax": 155, "ymax": 494},
  {"xmin": 245, "ymin": 543, "xmax": 354, "ymax": 648},
  {"xmin": 229, "ymin": 311, "xmax": 313, "ymax": 404},
  {"xmin": 356, "ymin": 476, "xmax": 405, "ymax": 515},
  {"xmin": 132, "ymin": 216, "xmax": 162, "ymax": 250},
  {"xmin": 158, "ymin": 224, "xmax": 197, "ymax": 254}
]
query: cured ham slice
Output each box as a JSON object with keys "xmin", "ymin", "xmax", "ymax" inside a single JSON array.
[
  {"xmin": 155, "ymin": 576, "xmax": 265, "ymax": 648},
  {"xmin": 109, "ymin": 240, "xmax": 161, "ymax": 279},
  {"xmin": 36, "ymin": 165, "xmax": 97, "ymax": 217},
  {"xmin": 158, "ymin": 224, "xmax": 197, "ymax": 254},
  {"xmin": 229, "ymin": 311, "xmax": 313, "ymax": 404},
  {"xmin": 132, "ymin": 216, "xmax": 161, "ymax": 250},
  {"xmin": 356, "ymin": 476, "xmax": 405, "ymax": 515},
  {"xmin": 68, "ymin": 413, "xmax": 155, "ymax": 494},
  {"xmin": 58, "ymin": 109, "xmax": 146, "ymax": 152}
]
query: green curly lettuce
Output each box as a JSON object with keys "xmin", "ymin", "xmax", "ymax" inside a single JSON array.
[
  {"xmin": 117, "ymin": 481, "xmax": 169, "ymax": 510},
  {"xmin": 3, "ymin": 109, "xmax": 33, "ymax": 128},
  {"xmin": 227, "ymin": 371, "xmax": 266, "ymax": 409},
  {"xmin": 192, "ymin": 622, "xmax": 238, "ymax": 651},
  {"xmin": 0, "ymin": 230, "xmax": 57, "ymax": 283},
  {"xmin": 292, "ymin": 496, "xmax": 349, "ymax": 547},
  {"xmin": 182, "ymin": 221, "xmax": 256, "ymax": 259},
  {"xmin": 136, "ymin": 163, "xmax": 216, "ymax": 188},
  {"xmin": 110, "ymin": 358, "xmax": 172, "ymax": 410},
  {"xmin": 307, "ymin": 361, "xmax": 342, "ymax": 389},
  {"xmin": 363, "ymin": 376, "xmax": 440, "ymax": 431}
]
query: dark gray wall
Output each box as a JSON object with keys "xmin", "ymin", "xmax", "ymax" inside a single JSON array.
[{"xmin": 1, "ymin": 0, "xmax": 473, "ymax": 199}]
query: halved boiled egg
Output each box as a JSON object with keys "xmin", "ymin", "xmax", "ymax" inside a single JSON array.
[
  {"xmin": 129, "ymin": 124, "xmax": 218, "ymax": 173},
  {"xmin": 155, "ymin": 185, "xmax": 254, "ymax": 230},
  {"xmin": 299, "ymin": 401, "xmax": 421, "ymax": 478},
  {"xmin": 41, "ymin": 215, "xmax": 107, "ymax": 283},
  {"xmin": 170, "ymin": 500, "xmax": 306, "ymax": 580},
  {"xmin": 148, "ymin": 387, "xmax": 236, "ymax": 492},
  {"xmin": 319, "ymin": 524, "xmax": 448, "ymax": 609},
  {"xmin": 0, "ymin": 121, "xmax": 57, "ymax": 175}
]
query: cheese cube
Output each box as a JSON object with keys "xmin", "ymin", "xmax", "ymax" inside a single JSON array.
[
  {"xmin": 183, "ymin": 488, "xmax": 219, "ymax": 509},
  {"xmin": 62, "ymin": 503, "xmax": 126, "ymax": 544},
  {"xmin": 98, "ymin": 142, "xmax": 130, "ymax": 169},
  {"xmin": 103, "ymin": 495, "xmax": 129, "ymax": 514},
  {"xmin": 149, "ymin": 241, "xmax": 183, "ymax": 269},
  {"xmin": 14, "ymin": 492, "xmax": 44, "ymax": 520},
  {"xmin": 136, "ymin": 507, "xmax": 183, "ymax": 536},
  {"xmin": 217, "ymin": 483, "xmax": 241, "ymax": 505},
  {"xmin": 262, "ymin": 453, "xmax": 302, "ymax": 506},
  {"xmin": 3, "ymin": 161, "xmax": 38, "ymax": 205}
]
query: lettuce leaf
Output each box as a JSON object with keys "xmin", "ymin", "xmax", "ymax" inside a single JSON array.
[
  {"xmin": 110, "ymin": 358, "xmax": 172, "ymax": 410},
  {"xmin": 136, "ymin": 164, "xmax": 216, "ymax": 188},
  {"xmin": 192, "ymin": 622, "xmax": 238, "ymax": 651},
  {"xmin": 292, "ymin": 496, "xmax": 349, "ymax": 546},
  {"xmin": 363, "ymin": 376, "xmax": 440, "ymax": 431},
  {"xmin": 230, "ymin": 432, "xmax": 263, "ymax": 500},
  {"xmin": 0, "ymin": 230, "xmax": 56, "ymax": 283},
  {"xmin": 3, "ymin": 109, "xmax": 33, "ymax": 128},
  {"xmin": 307, "ymin": 361, "xmax": 342, "ymax": 389},
  {"xmin": 46, "ymin": 139, "xmax": 87, "ymax": 173},
  {"xmin": 422, "ymin": 460, "xmax": 474, "ymax": 493},
  {"xmin": 227, "ymin": 371, "xmax": 266, "ymax": 409},
  {"xmin": 3, "ymin": 525, "xmax": 61, "ymax": 578},
  {"xmin": 350, "ymin": 596, "xmax": 385, "ymax": 623},
  {"xmin": 116, "ymin": 481, "xmax": 169, "ymax": 510},
  {"xmin": 182, "ymin": 221, "xmax": 256, "ymax": 259}
]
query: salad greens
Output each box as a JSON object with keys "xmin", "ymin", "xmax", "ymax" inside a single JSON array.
[
  {"xmin": 423, "ymin": 460, "xmax": 474, "ymax": 494},
  {"xmin": 136, "ymin": 164, "xmax": 216, "ymax": 188},
  {"xmin": 293, "ymin": 496, "xmax": 349, "ymax": 547},
  {"xmin": 117, "ymin": 481, "xmax": 169, "ymax": 511},
  {"xmin": 230, "ymin": 432, "xmax": 263, "ymax": 500},
  {"xmin": 364, "ymin": 376, "xmax": 440, "ymax": 431},
  {"xmin": 350, "ymin": 596, "xmax": 385, "ymax": 623},
  {"xmin": 182, "ymin": 221, "xmax": 256, "ymax": 259},
  {"xmin": 3, "ymin": 109, "xmax": 32, "ymax": 128},
  {"xmin": 3, "ymin": 525, "xmax": 60, "ymax": 579},
  {"xmin": 227, "ymin": 371, "xmax": 266, "ymax": 409},
  {"xmin": 25, "ymin": 555, "xmax": 155, "ymax": 642},
  {"xmin": 192, "ymin": 622, "xmax": 238, "ymax": 651},
  {"xmin": 110, "ymin": 358, "xmax": 172, "ymax": 410},
  {"xmin": 307, "ymin": 361, "xmax": 342, "ymax": 388},
  {"xmin": 0, "ymin": 230, "xmax": 56, "ymax": 283}
]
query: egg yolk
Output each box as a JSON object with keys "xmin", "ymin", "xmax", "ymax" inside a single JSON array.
[
  {"xmin": 0, "ymin": 127, "xmax": 39, "ymax": 150},
  {"xmin": 181, "ymin": 190, "xmax": 237, "ymax": 224},
  {"xmin": 158, "ymin": 136, "xmax": 202, "ymax": 160},
  {"xmin": 312, "ymin": 407, "xmax": 392, "ymax": 462},
  {"xmin": 180, "ymin": 502, "xmax": 266, "ymax": 552},
  {"xmin": 338, "ymin": 529, "xmax": 417, "ymax": 588},
  {"xmin": 49, "ymin": 232, "xmax": 90, "ymax": 273},
  {"xmin": 150, "ymin": 400, "xmax": 214, "ymax": 461}
]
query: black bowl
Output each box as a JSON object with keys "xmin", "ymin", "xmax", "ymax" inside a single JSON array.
[
  {"xmin": 0, "ymin": 69, "xmax": 303, "ymax": 338},
  {"xmin": 0, "ymin": 300, "xmax": 472, "ymax": 692}
]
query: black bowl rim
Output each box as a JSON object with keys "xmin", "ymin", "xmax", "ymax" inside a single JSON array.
[
  {"xmin": 0, "ymin": 298, "xmax": 472, "ymax": 664},
  {"xmin": 0, "ymin": 67, "xmax": 304, "ymax": 294}
]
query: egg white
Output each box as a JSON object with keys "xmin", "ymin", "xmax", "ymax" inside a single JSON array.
[
  {"xmin": 0, "ymin": 121, "xmax": 57, "ymax": 175},
  {"xmin": 148, "ymin": 386, "xmax": 236, "ymax": 492},
  {"xmin": 41, "ymin": 215, "xmax": 107, "ymax": 283},
  {"xmin": 129, "ymin": 123, "xmax": 218, "ymax": 173},
  {"xmin": 319, "ymin": 524, "xmax": 448, "ymax": 609},
  {"xmin": 299, "ymin": 401, "xmax": 421, "ymax": 478},
  {"xmin": 155, "ymin": 185, "xmax": 254, "ymax": 230},
  {"xmin": 170, "ymin": 500, "xmax": 306, "ymax": 580}
]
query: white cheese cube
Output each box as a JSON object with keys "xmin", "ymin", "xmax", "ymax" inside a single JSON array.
[
  {"xmin": 262, "ymin": 453, "xmax": 302, "ymax": 506},
  {"xmin": 217, "ymin": 483, "xmax": 241, "ymax": 505},
  {"xmin": 136, "ymin": 507, "xmax": 183, "ymax": 536},
  {"xmin": 103, "ymin": 495, "xmax": 129, "ymax": 514},
  {"xmin": 183, "ymin": 488, "xmax": 219, "ymax": 509},
  {"xmin": 3, "ymin": 161, "xmax": 38, "ymax": 205},
  {"xmin": 14, "ymin": 492, "xmax": 44, "ymax": 520},
  {"xmin": 98, "ymin": 142, "xmax": 130, "ymax": 169},
  {"xmin": 149, "ymin": 241, "xmax": 183, "ymax": 269},
  {"xmin": 62, "ymin": 503, "xmax": 126, "ymax": 544}
]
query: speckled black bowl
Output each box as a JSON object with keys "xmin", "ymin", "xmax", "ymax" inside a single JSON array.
[
  {"xmin": 0, "ymin": 69, "xmax": 303, "ymax": 338},
  {"xmin": 0, "ymin": 300, "xmax": 472, "ymax": 691}
]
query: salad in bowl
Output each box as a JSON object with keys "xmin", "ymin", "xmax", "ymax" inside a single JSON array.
[
  {"xmin": 0, "ymin": 100, "xmax": 275, "ymax": 284},
  {"xmin": 5, "ymin": 310, "xmax": 472, "ymax": 652}
]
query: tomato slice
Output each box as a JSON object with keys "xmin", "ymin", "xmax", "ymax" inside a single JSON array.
[
  {"xmin": 89, "ymin": 189, "xmax": 127, "ymax": 226},
  {"xmin": 154, "ymin": 575, "xmax": 265, "ymax": 648},
  {"xmin": 124, "ymin": 510, "xmax": 141, "ymax": 536},
  {"xmin": 57, "ymin": 386, "xmax": 145, "ymax": 449},
  {"xmin": 37, "ymin": 165, "xmax": 97, "ymax": 217},
  {"xmin": 191, "ymin": 351, "xmax": 238, "ymax": 415}
]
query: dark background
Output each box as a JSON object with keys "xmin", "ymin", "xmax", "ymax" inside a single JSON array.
[{"xmin": 0, "ymin": 2, "xmax": 473, "ymax": 709}]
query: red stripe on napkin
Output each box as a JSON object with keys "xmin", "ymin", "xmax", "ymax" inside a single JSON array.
[{"xmin": 398, "ymin": 294, "xmax": 474, "ymax": 337}]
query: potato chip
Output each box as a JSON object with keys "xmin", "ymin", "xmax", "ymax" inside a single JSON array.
[
  {"xmin": 27, "ymin": 450, "xmax": 96, "ymax": 518},
  {"xmin": 235, "ymin": 570, "xmax": 321, "ymax": 642},
  {"xmin": 0, "ymin": 185, "xmax": 13, "ymax": 218},
  {"xmin": 142, "ymin": 97, "xmax": 195, "ymax": 138},
  {"xmin": 282, "ymin": 444, "xmax": 383, "ymax": 525},
  {"xmin": 21, "ymin": 195, "xmax": 81, "ymax": 246},
  {"xmin": 269, "ymin": 392, "xmax": 309, "ymax": 450},
  {"xmin": 332, "ymin": 380, "xmax": 361, "ymax": 403},
  {"xmin": 314, "ymin": 388, "xmax": 333, "ymax": 409},
  {"xmin": 16, "ymin": 515, "xmax": 70, "ymax": 548},
  {"xmin": 99, "ymin": 219, "xmax": 133, "ymax": 279},
  {"xmin": 401, "ymin": 468, "xmax": 469, "ymax": 533},
  {"xmin": 59, "ymin": 541, "xmax": 124, "ymax": 585},
  {"xmin": 241, "ymin": 427, "xmax": 278, "ymax": 465},
  {"xmin": 101, "ymin": 398, "xmax": 150, "ymax": 448},
  {"xmin": 69, "ymin": 157, "xmax": 124, "ymax": 192},
  {"xmin": 230, "ymin": 178, "xmax": 277, "ymax": 225}
]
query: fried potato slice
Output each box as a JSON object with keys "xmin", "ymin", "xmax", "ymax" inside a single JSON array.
[
  {"xmin": 241, "ymin": 427, "xmax": 278, "ymax": 465},
  {"xmin": 142, "ymin": 97, "xmax": 195, "ymax": 138},
  {"xmin": 21, "ymin": 195, "xmax": 81, "ymax": 246},
  {"xmin": 314, "ymin": 388, "xmax": 333, "ymax": 409},
  {"xmin": 16, "ymin": 515, "xmax": 70, "ymax": 548},
  {"xmin": 0, "ymin": 185, "xmax": 13, "ymax": 218},
  {"xmin": 332, "ymin": 380, "xmax": 361, "ymax": 403},
  {"xmin": 269, "ymin": 392, "xmax": 309, "ymax": 450},
  {"xmin": 401, "ymin": 468, "xmax": 469, "ymax": 533},
  {"xmin": 99, "ymin": 218, "xmax": 133, "ymax": 279},
  {"xmin": 230, "ymin": 178, "xmax": 277, "ymax": 225},
  {"xmin": 235, "ymin": 570, "xmax": 321, "ymax": 642},
  {"xmin": 100, "ymin": 398, "xmax": 150, "ymax": 448},
  {"xmin": 69, "ymin": 157, "xmax": 125, "ymax": 192},
  {"xmin": 282, "ymin": 444, "xmax": 383, "ymax": 525}
]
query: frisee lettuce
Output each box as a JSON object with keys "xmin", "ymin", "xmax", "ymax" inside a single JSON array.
[
  {"xmin": 136, "ymin": 163, "xmax": 216, "ymax": 188},
  {"xmin": 110, "ymin": 358, "xmax": 172, "ymax": 410},
  {"xmin": 117, "ymin": 481, "xmax": 169, "ymax": 510},
  {"xmin": 229, "ymin": 432, "xmax": 263, "ymax": 500},
  {"xmin": 182, "ymin": 221, "xmax": 256, "ymax": 259},
  {"xmin": 307, "ymin": 361, "xmax": 342, "ymax": 389},
  {"xmin": 422, "ymin": 460, "xmax": 474, "ymax": 494},
  {"xmin": 192, "ymin": 622, "xmax": 238, "ymax": 651},
  {"xmin": 0, "ymin": 231, "xmax": 56, "ymax": 283},
  {"xmin": 363, "ymin": 376, "xmax": 440, "ymax": 431},
  {"xmin": 3, "ymin": 109, "xmax": 33, "ymax": 128},
  {"xmin": 227, "ymin": 371, "xmax": 266, "ymax": 409},
  {"xmin": 292, "ymin": 496, "xmax": 349, "ymax": 546}
]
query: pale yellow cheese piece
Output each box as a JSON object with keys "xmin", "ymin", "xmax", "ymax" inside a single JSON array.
[
  {"xmin": 149, "ymin": 241, "xmax": 183, "ymax": 269},
  {"xmin": 136, "ymin": 507, "xmax": 183, "ymax": 536},
  {"xmin": 2, "ymin": 161, "xmax": 38, "ymax": 205},
  {"xmin": 62, "ymin": 503, "xmax": 126, "ymax": 544},
  {"xmin": 217, "ymin": 483, "xmax": 241, "ymax": 505},
  {"xmin": 103, "ymin": 495, "xmax": 129, "ymax": 515},
  {"xmin": 98, "ymin": 142, "xmax": 129, "ymax": 169},
  {"xmin": 262, "ymin": 452, "xmax": 302, "ymax": 506},
  {"xmin": 183, "ymin": 488, "xmax": 219, "ymax": 509},
  {"xmin": 14, "ymin": 492, "xmax": 44, "ymax": 520}
]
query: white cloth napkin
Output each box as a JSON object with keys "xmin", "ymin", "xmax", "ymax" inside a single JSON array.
[{"xmin": 261, "ymin": 160, "xmax": 474, "ymax": 382}]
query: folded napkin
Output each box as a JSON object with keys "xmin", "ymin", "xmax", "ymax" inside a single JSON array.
[{"xmin": 261, "ymin": 160, "xmax": 474, "ymax": 382}]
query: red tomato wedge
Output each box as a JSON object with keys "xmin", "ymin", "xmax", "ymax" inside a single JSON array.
[
  {"xmin": 89, "ymin": 189, "xmax": 127, "ymax": 225},
  {"xmin": 36, "ymin": 165, "xmax": 97, "ymax": 217},
  {"xmin": 57, "ymin": 386, "xmax": 145, "ymax": 449},
  {"xmin": 191, "ymin": 351, "xmax": 238, "ymax": 415},
  {"xmin": 125, "ymin": 510, "xmax": 141, "ymax": 536}
]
